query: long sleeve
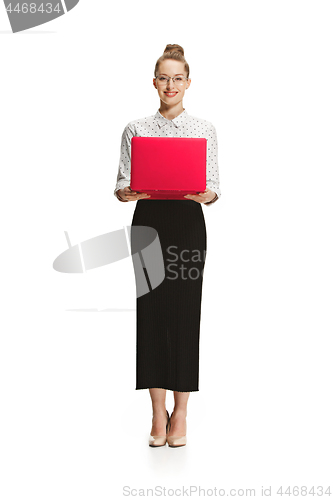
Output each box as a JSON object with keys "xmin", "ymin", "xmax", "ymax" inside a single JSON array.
[
  {"xmin": 205, "ymin": 124, "xmax": 221, "ymax": 206},
  {"xmin": 114, "ymin": 122, "xmax": 135, "ymax": 199}
]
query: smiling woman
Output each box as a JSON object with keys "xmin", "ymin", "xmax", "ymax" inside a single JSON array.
[
  {"xmin": 152, "ymin": 47, "xmax": 191, "ymax": 120},
  {"xmin": 114, "ymin": 43, "xmax": 221, "ymax": 448}
]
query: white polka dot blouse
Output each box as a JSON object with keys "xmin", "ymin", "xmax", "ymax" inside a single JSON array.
[{"xmin": 114, "ymin": 108, "xmax": 221, "ymax": 206}]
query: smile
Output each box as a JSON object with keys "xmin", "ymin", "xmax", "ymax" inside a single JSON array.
[{"xmin": 164, "ymin": 92, "xmax": 178, "ymax": 97}]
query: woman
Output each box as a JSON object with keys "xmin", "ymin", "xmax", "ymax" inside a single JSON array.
[{"xmin": 114, "ymin": 44, "xmax": 221, "ymax": 447}]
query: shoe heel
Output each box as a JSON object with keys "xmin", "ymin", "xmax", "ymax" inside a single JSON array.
[
  {"xmin": 149, "ymin": 409, "xmax": 170, "ymax": 447},
  {"xmin": 166, "ymin": 412, "xmax": 187, "ymax": 447}
]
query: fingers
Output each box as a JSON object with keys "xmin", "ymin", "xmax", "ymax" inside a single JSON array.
[
  {"xmin": 184, "ymin": 193, "xmax": 209, "ymax": 203},
  {"xmin": 124, "ymin": 191, "xmax": 151, "ymax": 201},
  {"xmin": 185, "ymin": 193, "xmax": 204, "ymax": 198}
]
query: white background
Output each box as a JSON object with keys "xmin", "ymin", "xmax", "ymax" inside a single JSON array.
[{"xmin": 1, "ymin": 0, "xmax": 332, "ymax": 498}]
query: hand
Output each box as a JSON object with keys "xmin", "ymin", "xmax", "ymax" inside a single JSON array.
[
  {"xmin": 184, "ymin": 188, "xmax": 216, "ymax": 204},
  {"xmin": 117, "ymin": 186, "xmax": 151, "ymax": 202}
]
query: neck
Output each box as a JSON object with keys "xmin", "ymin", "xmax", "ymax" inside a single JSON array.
[{"xmin": 159, "ymin": 102, "xmax": 185, "ymax": 121}]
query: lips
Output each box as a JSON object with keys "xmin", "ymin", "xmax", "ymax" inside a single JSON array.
[{"xmin": 164, "ymin": 92, "xmax": 178, "ymax": 97}]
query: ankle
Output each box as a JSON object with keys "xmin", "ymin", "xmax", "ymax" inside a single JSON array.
[
  {"xmin": 172, "ymin": 408, "xmax": 187, "ymax": 417},
  {"xmin": 152, "ymin": 407, "xmax": 167, "ymax": 418}
]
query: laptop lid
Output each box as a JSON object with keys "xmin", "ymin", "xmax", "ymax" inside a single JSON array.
[{"xmin": 130, "ymin": 137, "xmax": 207, "ymax": 198}]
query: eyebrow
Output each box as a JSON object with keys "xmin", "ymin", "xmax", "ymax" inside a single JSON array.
[{"xmin": 158, "ymin": 73, "xmax": 184, "ymax": 76}]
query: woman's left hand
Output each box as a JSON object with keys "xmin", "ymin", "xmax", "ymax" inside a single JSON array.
[{"xmin": 184, "ymin": 188, "xmax": 216, "ymax": 204}]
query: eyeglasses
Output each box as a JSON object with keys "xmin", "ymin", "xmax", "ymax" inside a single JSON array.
[{"xmin": 154, "ymin": 75, "xmax": 188, "ymax": 87}]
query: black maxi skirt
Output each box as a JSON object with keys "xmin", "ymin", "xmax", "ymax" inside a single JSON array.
[{"xmin": 130, "ymin": 199, "xmax": 207, "ymax": 392}]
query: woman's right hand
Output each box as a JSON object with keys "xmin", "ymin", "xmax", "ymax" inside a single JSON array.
[{"xmin": 117, "ymin": 186, "xmax": 151, "ymax": 202}]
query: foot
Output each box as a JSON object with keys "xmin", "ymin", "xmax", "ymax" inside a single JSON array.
[
  {"xmin": 167, "ymin": 409, "xmax": 187, "ymax": 437},
  {"xmin": 151, "ymin": 409, "xmax": 169, "ymax": 436}
]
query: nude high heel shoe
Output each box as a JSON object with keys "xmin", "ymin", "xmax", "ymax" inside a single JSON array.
[
  {"xmin": 149, "ymin": 409, "xmax": 170, "ymax": 447},
  {"xmin": 166, "ymin": 411, "xmax": 187, "ymax": 447}
]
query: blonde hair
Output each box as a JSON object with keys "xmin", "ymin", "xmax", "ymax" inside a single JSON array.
[{"xmin": 154, "ymin": 44, "xmax": 190, "ymax": 78}]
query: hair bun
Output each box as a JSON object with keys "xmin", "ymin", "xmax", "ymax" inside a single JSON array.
[
  {"xmin": 155, "ymin": 44, "xmax": 189, "ymax": 79},
  {"xmin": 164, "ymin": 44, "xmax": 184, "ymax": 56}
]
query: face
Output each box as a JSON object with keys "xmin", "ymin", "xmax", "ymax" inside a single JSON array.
[{"xmin": 153, "ymin": 59, "xmax": 191, "ymax": 106}]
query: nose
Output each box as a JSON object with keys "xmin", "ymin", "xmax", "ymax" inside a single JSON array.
[{"xmin": 166, "ymin": 78, "xmax": 175, "ymax": 90}]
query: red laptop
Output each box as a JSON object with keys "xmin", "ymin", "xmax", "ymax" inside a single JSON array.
[{"xmin": 130, "ymin": 137, "xmax": 207, "ymax": 200}]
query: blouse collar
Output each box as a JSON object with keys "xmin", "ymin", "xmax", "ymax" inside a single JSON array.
[{"xmin": 154, "ymin": 108, "xmax": 188, "ymax": 128}]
